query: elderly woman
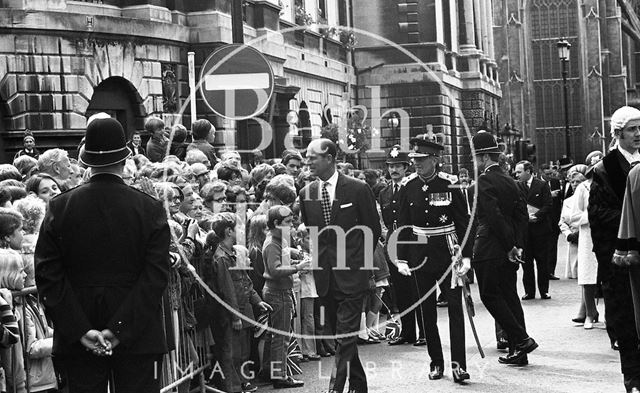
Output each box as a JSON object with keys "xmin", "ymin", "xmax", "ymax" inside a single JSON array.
[
  {"xmin": 570, "ymin": 167, "xmax": 600, "ymax": 329},
  {"xmin": 559, "ymin": 165, "xmax": 588, "ymax": 278},
  {"xmin": 37, "ymin": 148, "xmax": 72, "ymax": 190}
]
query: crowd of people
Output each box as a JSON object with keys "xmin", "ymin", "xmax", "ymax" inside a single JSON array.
[{"xmin": 0, "ymin": 105, "xmax": 635, "ymax": 393}]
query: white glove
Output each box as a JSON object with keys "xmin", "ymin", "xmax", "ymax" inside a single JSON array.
[
  {"xmin": 456, "ymin": 257, "xmax": 471, "ymax": 277},
  {"xmin": 396, "ymin": 260, "xmax": 411, "ymax": 276}
]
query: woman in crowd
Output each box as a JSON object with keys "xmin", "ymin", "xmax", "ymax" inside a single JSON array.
[
  {"xmin": 24, "ymin": 174, "xmax": 60, "ymax": 206},
  {"xmin": 572, "ymin": 166, "xmax": 601, "ymax": 329}
]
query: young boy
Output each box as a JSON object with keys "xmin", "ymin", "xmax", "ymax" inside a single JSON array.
[{"xmin": 262, "ymin": 205, "xmax": 310, "ymax": 389}]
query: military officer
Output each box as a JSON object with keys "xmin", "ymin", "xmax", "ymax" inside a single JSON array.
[
  {"xmin": 394, "ymin": 132, "xmax": 472, "ymax": 384},
  {"xmin": 378, "ymin": 145, "xmax": 426, "ymax": 346}
]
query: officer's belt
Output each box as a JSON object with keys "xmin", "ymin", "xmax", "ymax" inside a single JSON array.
[{"xmin": 412, "ymin": 223, "xmax": 455, "ymax": 237}]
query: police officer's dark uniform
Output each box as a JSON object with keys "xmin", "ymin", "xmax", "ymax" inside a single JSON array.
[
  {"xmin": 395, "ymin": 133, "xmax": 471, "ymax": 383},
  {"xmin": 378, "ymin": 145, "xmax": 426, "ymax": 346},
  {"xmin": 470, "ymin": 132, "xmax": 538, "ymax": 366},
  {"xmin": 35, "ymin": 118, "xmax": 170, "ymax": 393}
]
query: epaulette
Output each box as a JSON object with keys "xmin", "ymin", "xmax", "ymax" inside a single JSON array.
[
  {"xmin": 438, "ymin": 171, "xmax": 458, "ymax": 184},
  {"xmin": 400, "ymin": 173, "xmax": 418, "ymax": 186}
]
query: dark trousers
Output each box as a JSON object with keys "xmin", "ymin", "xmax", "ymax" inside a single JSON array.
[
  {"xmin": 603, "ymin": 266, "xmax": 640, "ymax": 390},
  {"xmin": 414, "ymin": 269, "xmax": 466, "ymax": 369},
  {"xmin": 212, "ymin": 319, "xmax": 242, "ymax": 392},
  {"xmin": 548, "ymin": 229, "xmax": 560, "ymax": 275},
  {"xmin": 474, "ymin": 259, "xmax": 528, "ymax": 346},
  {"xmin": 388, "ymin": 261, "xmax": 424, "ymax": 341},
  {"xmin": 314, "ymin": 297, "xmax": 336, "ymax": 354},
  {"xmin": 55, "ymin": 352, "xmax": 162, "ymax": 393},
  {"xmin": 523, "ymin": 234, "xmax": 550, "ymax": 296},
  {"xmin": 319, "ymin": 288, "xmax": 367, "ymax": 393}
]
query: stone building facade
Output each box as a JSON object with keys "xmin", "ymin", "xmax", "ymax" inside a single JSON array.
[
  {"xmin": 494, "ymin": 0, "xmax": 635, "ymax": 165},
  {"xmin": 0, "ymin": 0, "xmax": 500, "ymax": 171},
  {"xmin": 352, "ymin": 0, "xmax": 501, "ymax": 171},
  {"xmin": 0, "ymin": 0, "xmax": 353, "ymax": 161}
]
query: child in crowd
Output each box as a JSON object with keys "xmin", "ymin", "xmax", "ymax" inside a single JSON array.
[
  {"xmin": 295, "ymin": 225, "xmax": 320, "ymax": 361},
  {"xmin": 12, "ymin": 195, "xmax": 46, "ymax": 287},
  {"xmin": 207, "ymin": 212, "xmax": 271, "ymax": 393},
  {"xmin": 262, "ymin": 205, "xmax": 310, "ymax": 389},
  {"xmin": 0, "ymin": 208, "xmax": 27, "ymax": 393}
]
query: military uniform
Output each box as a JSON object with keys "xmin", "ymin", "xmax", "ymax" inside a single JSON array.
[
  {"xmin": 378, "ymin": 145, "xmax": 425, "ymax": 345},
  {"xmin": 395, "ymin": 133, "xmax": 471, "ymax": 381}
]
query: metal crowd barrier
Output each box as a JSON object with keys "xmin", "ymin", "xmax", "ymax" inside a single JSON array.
[{"xmin": 7, "ymin": 284, "xmax": 222, "ymax": 393}]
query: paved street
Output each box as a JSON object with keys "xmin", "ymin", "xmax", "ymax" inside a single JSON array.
[{"xmin": 261, "ymin": 240, "xmax": 622, "ymax": 392}]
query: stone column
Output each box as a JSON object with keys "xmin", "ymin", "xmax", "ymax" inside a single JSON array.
[{"xmin": 460, "ymin": 0, "xmax": 476, "ymax": 51}]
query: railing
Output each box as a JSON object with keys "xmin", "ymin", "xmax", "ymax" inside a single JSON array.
[{"xmin": 8, "ymin": 284, "xmax": 220, "ymax": 393}]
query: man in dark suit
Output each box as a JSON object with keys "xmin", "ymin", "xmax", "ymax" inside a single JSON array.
[
  {"xmin": 298, "ymin": 138, "xmax": 381, "ymax": 393},
  {"xmin": 35, "ymin": 117, "xmax": 170, "ymax": 393},
  {"xmin": 540, "ymin": 164, "xmax": 562, "ymax": 280},
  {"xmin": 515, "ymin": 160, "xmax": 553, "ymax": 300},
  {"xmin": 378, "ymin": 145, "xmax": 426, "ymax": 347},
  {"xmin": 471, "ymin": 132, "xmax": 537, "ymax": 366}
]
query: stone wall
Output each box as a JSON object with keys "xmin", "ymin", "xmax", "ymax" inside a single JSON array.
[{"xmin": 0, "ymin": 32, "xmax": 184, "ymax": 155}]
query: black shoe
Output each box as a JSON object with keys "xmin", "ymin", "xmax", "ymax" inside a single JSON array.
[
  {"xmin": 318, "ymin": 349, "xmax": 331, "ymax": 357},
  {"xmin": 452, "ymin": 368, "xmax": 470, "ymax": 383},
  {"xmin": 541, "ymin": 294, "xmax": 551, "ymax": 300},
  {"xmin": 428, "ymin": 365, "xmax": 444, "ymax": 380},
  {"xmin": 273, "ymin": 376, "xmax": 304, "ymax": 389},
  {"xmin": 521, "ymin": 294, "xmax": 534, "ymax": 300},
  {"xmin": 612, "ymin": 341, "xmax": 619, "ymax": 351},
  {"xmin": 572, "ymin": 316, "xmax": 586, "ymax": 324},
  {"xmin": 304, "ymin": 354, "xmax": 321, "ymax": 361},
  {"xmin": 241, "ymin": 382, "xmax": 258, "ymax": 392},
  {"xmin": 549, "ymin": 275, "xmax": 560, "ymax": 280},
  {"xmin": 388, "ymin": 336, "xmax": 410, "ymax": 346},
  {"xmin": 499, "ymin": 353, "xmax": 529, "ymax": 366},
  {"xmin": 515, "ymin": 337, "xmax": 538, "ymax": 354},
  {"xmin": 413, "ymin": 338, "xmax": 427, "ymax": 346},
  {"xmin": 496, "ymin": 338, "xmax": 509, "ymax": 350}
]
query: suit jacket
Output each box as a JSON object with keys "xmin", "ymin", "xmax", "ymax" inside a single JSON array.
[
  {"xmin": 126, "ymin": 141, "xmax": 146, "ymax": 157},
  {"xmin": 378, "ymin": 181, "xmax": 402, "ymax": 233},
  {"xmin": 35, "ymin": 174, "xmax": 170, "ymax": 355},
  {"xmin": 298, "ymin": 173, "xmax": 381, "ymax": 297},
  {"xmin": 473, "ymin": 165, "xmax": 528, "ymax": 262},
  {"xmin": 518, "ymin": 178, "xmax": 553, "ymax": 236}
]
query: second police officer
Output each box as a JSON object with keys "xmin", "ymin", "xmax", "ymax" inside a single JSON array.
[
  {"xmin": 379, "ymin": 145, "xmax": 426, "ymax": 347},
  {"xmin": 393, "ymin": 130, "xmax": 472, "ymax": 384}
]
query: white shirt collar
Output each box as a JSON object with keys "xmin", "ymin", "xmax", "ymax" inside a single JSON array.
[
  {"xmin": 320, "ymin": 170, "xmax": 339, "ymax": 204},
  {"xmin": 526, "ymin": 176, "xmax": 533, "ymax": 188},
  {"xmin": 617, "ymin": 146, "xmax": 640, "ymax": 164}
]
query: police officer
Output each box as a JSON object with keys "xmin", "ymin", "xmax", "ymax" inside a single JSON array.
[
  {"xmin": 470, "ymin": 131, "xmax": 538, "ymax": 366},
  {"xmin": 394, "ymin": 132, "xmax": 471, "ymax": 383},
  {"xmin": 379, "ymin": 145, "xmax": 426, "ymax": 346}
]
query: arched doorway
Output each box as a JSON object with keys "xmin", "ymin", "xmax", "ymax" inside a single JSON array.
[{"xmin": 86, "ymin": 77, "xmax": 146, "ymax": 140}]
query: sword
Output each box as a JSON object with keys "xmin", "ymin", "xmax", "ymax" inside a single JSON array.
[{"xmin": 451, "ymin": 247, "xmax": 485, "ymax": 358}]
